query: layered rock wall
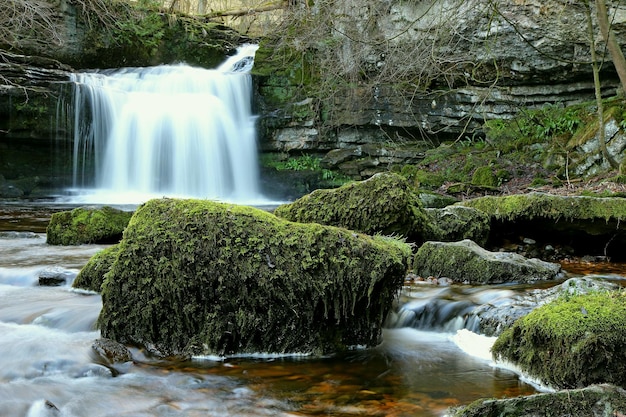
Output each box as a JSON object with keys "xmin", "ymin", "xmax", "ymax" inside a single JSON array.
[{"xmin": 254, "ymin": 0, "xmax": 626, "ymax": 178}]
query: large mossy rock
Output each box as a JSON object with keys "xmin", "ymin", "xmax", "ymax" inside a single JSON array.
[
  {"xmin": 273, "ymin": 172, "xmax": 429, "ymax": 240},
  {"xmin": 423, "ymin": 206, "xmax": 490, "ymax": 247},
  {"xmin": 492, "ymin": 291, "xmax": 626, "ymax": 389},
  {"xmin": 46, "ymin": 206, "xmax": 133, "ymax": 245},
  {"xmin": 72, "ymin": 244, "xmax": 120, "ymax": 292},
  {"xmin": 458, "ymin": 192, "xmax": 626, "ymax": 259},
  {"xmin": 98, "ymin": 198, "xmax": 411, "ymax": 357},
  {"xmin": 412, "ymin": 240, "xmax": 562, "ymax": 284},
  {"xmin": 452, "ymin": 384, "xmax": 626, "ymax": 417}
]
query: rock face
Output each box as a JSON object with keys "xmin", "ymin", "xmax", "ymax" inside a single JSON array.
[
  {"xmin": 274, "ymin": 172, "xmax": 428, "ymax": 239},
  {"xmin": 412, "ymin": 239, "xmax": 562, "ymax": 284},
  {"xmin": 254, "ymin": 0, "xmax": 626, "ymax": 178},
  {"xmin": 46, "ymin": 206, "xmax": 132, "ymax": 245},
  {"xmin": 98, "ymin": 198, "xmax": 411, "ymax": 357},
  {"xmin": 452, "ymin": 384, "xmax": 626, "ymax": 417},
  {"xmin": 492, "ymin": 290, "xmax": 626, "ymax": 389}
]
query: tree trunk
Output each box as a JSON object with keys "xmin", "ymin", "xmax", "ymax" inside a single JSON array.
[
  {"xmin": 587, "ymin": 0, "xmax": 619, "ymax": 169},
  {"xmin": 596, "ymin": 0, "xmax": 626, "ymax": 95}
]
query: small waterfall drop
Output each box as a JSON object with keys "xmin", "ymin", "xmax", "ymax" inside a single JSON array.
[{"xmin": 69, "ymin": 44, "xmax": 263, "ymax": 204}]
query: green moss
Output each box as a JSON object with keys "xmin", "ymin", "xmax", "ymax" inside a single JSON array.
[
  {"xmin": 412, "ymin": 240, "xmax": 560, "ymax": 284},
  {"xmin": 98, "ymin": 198, "xmax": 411, "ymax": 357},
  {"xmin": 492, "ymin": 291, "xmax": 626, "ymax": 388},
  {"xmin": 73, "ymin": 244, "xmax": 120, "ymax": 292},
  {"xmin": 471, "ymin": 166, "xmax": 498, "ymax": 188},
  {"xmin": 274, "ymin": 172, "xmax": 428, "ymax": 240},
  {"xmin": 453, "ymin": 385, "xmax": 626, "ymax": 417},
  {"xmin": 459, "ymin": 192, "xmax": 626, "ymax": 223},
  {"xmin": 46, "ymin": 206, "xmax": 132, "ymax": 245}
]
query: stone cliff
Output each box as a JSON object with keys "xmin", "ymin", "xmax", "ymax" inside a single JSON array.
[{"xmin": 254, "ymin": 0, "xmax": 626, "ymax": 178}]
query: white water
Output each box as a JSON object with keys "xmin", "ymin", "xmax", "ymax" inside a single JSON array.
[{"xmin": 68, "ymin": 44, "xmax": 265, "ymax": 205}]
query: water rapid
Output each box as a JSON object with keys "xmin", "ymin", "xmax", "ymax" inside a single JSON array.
[{"xmin": 68, "ymin": 44, "xmax": 263, "ymax": 205}]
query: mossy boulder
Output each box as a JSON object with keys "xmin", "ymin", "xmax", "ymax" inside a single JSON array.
[
  {"xmin": 412, "ymin": 239, "xmax": 562, "ymax": 284},
  {"xmin": 46, "ymin": 206, "xmax": 133, "ymax": 246},
  {"xmin": 452, "ymin": 384, "xmax": 626, "ymax": 417},
  {"xmin": 459, "ymin": 192, "xmax": 626, "ymax": 223},
  {"xmin": 72, "ymin": 244, "xmax": 120, "ymax": 292},
  {"xmin": 423, "ymin": 206, "xmax": 490, "ymax": 246},
  {"xmin": 98, "ymin": 198, "xmax": 411, "ymax": 357},
  {"xmin": 471, "ymin": 166, "xmax": 498, "ymax": 188},
  {"xmin": 273, "ymin": 172, "xmax": 429, "ymax": 240},
  {"xmin": 457, "ymin": 192, "xmax": 626, "ymax": 260},
  {"xmin": 492, "ymin": 291, "xmax": 626, "ymax": 389}
]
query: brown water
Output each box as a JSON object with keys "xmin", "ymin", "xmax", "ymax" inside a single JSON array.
[{"xmin": 9, "ymin": 202, "xmax": 613, "ymax": 417}]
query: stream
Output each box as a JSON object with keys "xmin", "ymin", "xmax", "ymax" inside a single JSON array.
[{"xmin": 4, "ymin": 201, "xmax": 623, "ymax": 417}]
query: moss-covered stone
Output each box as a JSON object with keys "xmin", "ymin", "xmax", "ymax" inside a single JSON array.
[
  {"xmin": 457, "ymin": 193, "xmax": 626, "ymax": 259},
  {"xmin": 471, "ymin": 166, "xmax": 498, "ymax": 188},
  {"xmin": 412, "ymin": 239, "xmax": 562, "ymax": 284},
  {"xmin": 72, "ymin": 244, "xmax": 120, "ymax": 292},
  {"xmin": 492, "ymin": 291, "xmax": 626, "ymax": 389},
  {"xmin": 98, "ymin": 198, "xmax": 411, "ymax": 357},
  {"xmin": 423, "ymin": 206, "xmax": 490, "ymax": 246},
  {"xmin": 452, "ymin": 384, "xmax": 626, "ymax": 417},
  {"xmin": 458, "ymin": 192, "xmax": 626, "ymax": 224},
  {"xmin": 273, "ymin": 172, "xmax": 429, "ymax": 240},
  {"xmin": 46, "ymin": 206, "xmax": 132, "ymax": 246}
]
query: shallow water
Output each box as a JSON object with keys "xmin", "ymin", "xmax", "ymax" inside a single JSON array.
[{"xmin": 8, "ymin": 203, "xmax": 614, "ymax": 416}]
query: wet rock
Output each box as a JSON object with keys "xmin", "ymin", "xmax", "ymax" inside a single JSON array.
[
  {"xmin": 423, "ymin": 206, "xmax": 490, "ymax": 247},
  {"xmin": 274, "ymin": 172, "xmax": 428, "ymax": 240},
  {"xmin": 412, "ymin": 239, "xmax": 563, "ymax": 284},
  {"xmin": 98, "ymin": 198, "xmax": 411, "ymax": 357},
  {"xmin": 37, "ymin": 266, "xmax": 76, "ymax": 287},
  {"xmin": 475, "ymin": 276, "xmax": 618, "ymax": 336},
  {"xmin": 46, "ymin": 206, "xmax": 133, "ymax": 245},
  {"xmin": 72, "ymin": 244, "xmax": 120, "ymax": 292},
  {"xmin": 92, "ymin": 338, "xmax": 132, "ymax": 364},
  {"xmin": 0, "ymin": 231, "xmax": 41, "ymax": 239},
  {"xmin": 451, "ymin": 384, "xmax": 626, "ymax": 417}
]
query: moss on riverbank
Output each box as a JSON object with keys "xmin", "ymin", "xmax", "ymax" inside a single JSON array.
[{"xmin": 492, "ymin": 290, "xmax": 626, "ymax": 389}]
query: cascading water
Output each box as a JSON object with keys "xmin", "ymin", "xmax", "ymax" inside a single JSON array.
[{"xmin": 68, "ymin": 44, "xmax": 263, "ymax": 204}]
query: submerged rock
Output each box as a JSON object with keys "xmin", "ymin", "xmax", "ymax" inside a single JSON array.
[
  {"xmin": 92, "ymin": 338, "xmax": 132, "ymax": 364},
  {"xmin": 492, "ymin": 290, "xmax": 626, "ymax": 389},
  {"xmin": 46, "ymin": 206, "xmax": 132, "ymax": 246},
  {"xmin": 98, "ymin": 198, "xmax": 411, "ymax": 357},
  {"xmin": 452, "ymin": 384, "xmax": 626, "ymax": 417},
  {"xmin": 412, "ymin": 239, "xmax": 562, "ymax": 284},
  {"xmin": 38, "ymin": 266, "xmax": 76, "ymax": 287},
  {"xmin": 72, "ymin": 244, "xmax": 120, "ymax": 292},
  {"xmin": 274, "ymin": 172, "xmax": 428, "ymax": 240}
]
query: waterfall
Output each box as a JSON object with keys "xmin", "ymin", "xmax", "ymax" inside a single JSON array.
[{"xmin": 68, "ymin": 44, "xmax": 263, "ymax": 204}]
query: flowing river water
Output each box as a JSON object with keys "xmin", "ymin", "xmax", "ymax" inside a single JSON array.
[{"xmin": 9, "ymin": 202, "xmax": 618, "ymax": 417}]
